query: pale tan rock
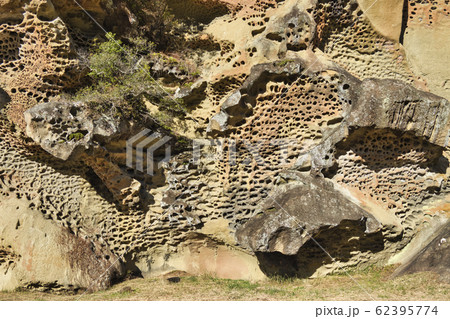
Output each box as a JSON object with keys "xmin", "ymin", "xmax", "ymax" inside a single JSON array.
[
  {"xmin": 81, "ymin": 153, "xmax": 142, "ymax": 209},
  {"xmin": 0, "ymin": 197, "xmax": 123, "ymax": 291},
  {"xmin": 1, "ymin": 0, "xmax": 450, "ymax": 287},
  {"xmin": 134, "ymin": 241, "xmax": 265, "ymax": 281},
  {"xmin": 0, "ymin": 8, "xmax": 81, "ymax": 129},
  {"xmin": 358, "ymin": 0, "xmax": 450, "ymax": 100},
  {"xmin": 357, "ymin": 0, "xmax": 404, "ymax": 41},
  {"xmin": 403, "ymin": 25, "xmax": 450, "ymax": 101}
]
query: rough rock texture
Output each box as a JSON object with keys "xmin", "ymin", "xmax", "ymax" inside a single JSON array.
[
  {"xmin": 0, "ymin": 0, "xmax": 139, "ymax": 130},
  {"xmin": 235, "ymin": 175, "xmax": 382, "ymax": 256},
  {"xmin": 0, "ymin": 1, "xmax": 82, "ymax": 129},
  {"xmin": 24, "ymin": 101, "xmax": 146, "ymax": 208},
  {"xmin": 402, "ymin": 0, "xmax": 450, "ymax": 100},
  {"xmin": 347, "ymin": 79, "xmax": 450, "ymax": 147},
  {"xmin": 0, "ymin": 196, "xmax": 123, "ymax": 292},
  {"xmin": 0, "ymin": 0, "xmax": 449, "ymax": 290},
  {"xmin": 392, "ymin": 221, "xmax": 450, "ymax": 283},
  {"xmin": 235, "ymin": 173, "xmax": 386, "ymax": 277},
  {"xmin": 24, "ymin": 101, "xmax": 124, "ymax": 161}
]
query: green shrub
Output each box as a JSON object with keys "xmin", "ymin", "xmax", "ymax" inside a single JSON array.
[
  {"xmin": 72, "ymin": 32, "xmax": 188, "ymax": 123},
  {"xmin": 277, "ymin": 59, "xmax": 294, "ymax": 67},
  {"xmin": 123, "ymin": 0, "xmax": 180, "ymax": 50},
  {"xmin": 68, "ymin": 132, "xmax": 85, "ymax": 141}
]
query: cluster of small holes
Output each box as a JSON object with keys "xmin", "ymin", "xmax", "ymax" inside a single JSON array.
[
  {"xmin": 0, "ymin": 115, "xmax": 191, "ymax": 259},
  {"xmin": 215, "ymin": 71, "xmax": 346, "ymax": 222},
  {"xmin": 0, "ymin": 245, "xmax": 19, "ymax": 269},
  {"xmin": 323, "ymin": 19, "xmax": 415, "ymax": 82},
  {"xmin": 312, "ymin": 0, "xmax": 416, "ymax": 83},
  {"xmin": 333, "ymin": 128, "xmax": 447, "ymax": 232},
  {"xmin": 313, "ymin": 0, "xmax": 359, "ymax": 48},
  {"xmin": 265, "ymin": 13, "xmax": 313, "ymax": 52},
  {"xmin": 228, "ymin": 0, "xmax": 283, "ymax": 31},
  {"xmin": 186, "ymin": 35, "xmax": 221, "ymax": 51},
  {"xmin": 157, "ymin": 69, "xmax": 349, "ymax": 235},
  {"xmin": 0, "ymin": 12, "xmax": 81, "ymax": 129},
  {"xmin": 247, "ymin": 47, "xmax": 258, "ymax": 57},
  {"xmin": 208, "ymin": 75, "xmax": 247, "ymax": 107},
  {"xmin": 0, "ymin": 116, "xmax": 88, "ymax": 231},
  {"xmin": 407, "ymin": 0, "xmax": 449, "ymax": 27},
  {"xmin": 285, "ymin": 20, "xmax": 311, "ymax": 51},
  {"xmin": 205, "ymin": 41, "xmax": 242, "ymax": 69}
]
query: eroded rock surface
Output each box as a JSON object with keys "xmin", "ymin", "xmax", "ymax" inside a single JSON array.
[
  {"xmin": 236, "ymin": 173, "xmax": 384, "ymax": 276},
  {"xmin": 24, "ymin": 101, "xmax": 123, "ymax": 161},
  {"xmin": 24, "ymin": 101, "xmax": 147, "ymax": 208},
  {"xmin": 392, "ymin": 221, "xmax": 450, "ymax": 283},
  {"xmin": 0, "ymin": 197, "xmax": 123, "ymax": 292},
  {"xmin": 0, "ymin": 0, "xmax": 449, "ymax": 291}
]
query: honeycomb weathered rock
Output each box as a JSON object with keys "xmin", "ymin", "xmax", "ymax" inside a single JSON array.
[
  {"xmin": 0, "ymin": 0, "xmax": 449, "ymax": 290},
  {"xmin": 0, "ymin": 4, "xmax": 81, "ymax": 129}
]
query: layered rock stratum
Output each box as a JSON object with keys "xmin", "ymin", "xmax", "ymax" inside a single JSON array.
[{"xmin": 0, "ymin": 0, "xmax": 449, "ymax": 291}]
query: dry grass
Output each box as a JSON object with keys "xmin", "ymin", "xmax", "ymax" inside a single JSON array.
[{"xmin": 0, "ymin": 267, "xmax": 448, "ymax": 301}]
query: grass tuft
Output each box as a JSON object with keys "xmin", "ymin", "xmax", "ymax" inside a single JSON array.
[{"xmin": 0, "ymin": 267, "xmax": 448, "ymax": 301}]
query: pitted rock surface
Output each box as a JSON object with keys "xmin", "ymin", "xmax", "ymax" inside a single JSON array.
[
  {"xmin": 236, "ymin": 174, "xmax": 382, "ymax": 256},
  {"xmin": 0, "ymin": 0, "xmax": 449, "ymax": 290},
  {"xmin": 24, "ymin": 101, "xmax": 123, "ymax": 161}
]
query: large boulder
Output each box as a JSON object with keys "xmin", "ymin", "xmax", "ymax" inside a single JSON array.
[
  {"xmin": 236, "ymin": 173, "xmax": 382, "ymax": 255},
  {"xmin": 0, "ymin": 197, "xmax": 123, "ymax": 292},
  {"xmin": 24, "ymin": 101, "xmax": 123, "ymax": 161},
  {"xmin": 392, "ymin": 221, "xmax": 450, "ymax": 283},
  {"xmin": 235, "ymin": 173, "xmax": 386, "ymax": 277},
  {"xmin": 347, "ymin": 78, "xmax": 450, "ymax": 148}
]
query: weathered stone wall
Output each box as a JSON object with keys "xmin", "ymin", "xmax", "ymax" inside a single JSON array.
[{"xmin": 0, "ymin": 0, "xmax": 449, "ymax": 291}]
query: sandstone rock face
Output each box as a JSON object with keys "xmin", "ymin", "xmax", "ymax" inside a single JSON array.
[
  {"xmin": 0, "ymin": 0, "xmax": 449, "ymax": 290},
  {"xmin": 402, "ymin": 0, "xmax": 450, "ymax": 100},
  {"xmin": 0, "ymin": 197, "xmax": 123, "ymax": 291},
  {"xmin": 392, "ymin": 221, "xmax": 450, "ymax": 283},
  {"xmin": 356, "ymin": 0, "xmax": 404, "ymax": 41},
  {"xmin": 0, "ymin": 1, "xmax": 81, "ymax": 129},
  {"xmin": 24, "ymin": 101, "xmax": 123, "ymax": 161},
  {"xmin": 0, "ymin": 0, "xmax": 134, "ymax": 130},
  {"xmin": 347, "ymin": 79, "xmax": 450, "ymax": 147},
  {"xmin": 0, "ymin": 114, "xmax": 129, "ymax": 291},
  {"xmin": 235, "ymin": 173, "xmax": 386, "ymax": 277},
  {"xmin": 24, "ymin": 101, "xmax": 146, "ymax": 208}
]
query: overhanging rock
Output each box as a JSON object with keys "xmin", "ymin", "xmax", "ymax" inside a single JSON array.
[{"xmin": 235, "ymin": 173, "xmax": 395, "ymax": 277}]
